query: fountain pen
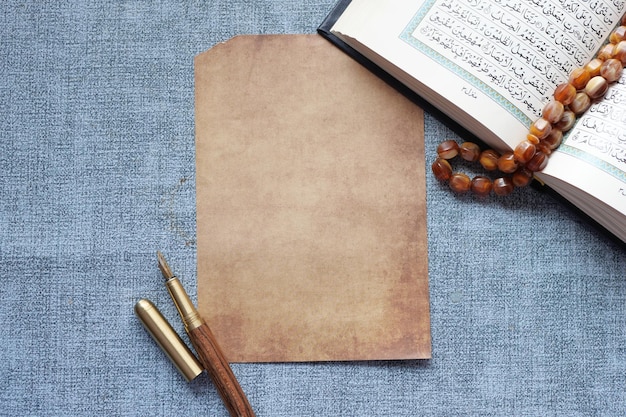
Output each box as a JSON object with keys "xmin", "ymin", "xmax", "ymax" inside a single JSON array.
[{"xmin": 157, "ymin": 251, "xmax": 255, "ymax": 417}]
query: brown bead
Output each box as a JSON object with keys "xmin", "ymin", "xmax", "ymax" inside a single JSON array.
[
  {"xmin": 554, "ymin": 83, "xmax": 576, "ymax": 105},
  {"xmin": 585, "ymin": 58, "xmax": 603, "ymax": 77},
  {"xmin": 569, "ymin": 92, "xmax": 591, "ymax": 115},
  {"xmin": 542, "ymin": 100, "xmax": 564, "ymax": 124},
  {"xmin": 449, "ymin": 173, "xmax": 471, "ymax": 193},
  {"xmin": 542, "ymin": 129, "xmax": 563, "ymax": 150},
  {"xmin": 554, "ymin": 110, "xmax": 576, "ymax": 132},
  {"xmin": 471, "ymin": 176, "xmax": 492, "ymax": 196},
  {"xmin": 437, "ymin": 140, "xmax": 459, "ymax": 159},
  {"xmin": 568, "ymin": 67, "xmax": 591, "ymax": 90},
  {"xmin": 536, "ymin": 142, "xmax": 552, "ymax": 155},
  {"xmin": 529, "ymin": 118, "xmax": 551, "ymax": 140},
  {"xmin": 526, "ymin": 151, "xmax": 549, "ymax": 172},
  {"xmin": 600, "ymin": 58, "xmax": 623, "ymax": 82},
  {"xmin": 585, "ymin": 76, "xmax": 609, "ymax": 99},
  {"xmin": 610, "ymin": 26, "xmax": 626, "ymax": 44},
  {"xmin": 514, "ymin": 140, "xmax": 536, "ymax": 164},
  {"xmin": 497, "ymin": 152, "xmax": 518, "ymax": 173},
  {"xmin": 459, "ymin": 142, "xmax": 481, "ymax": 162},
  {"xmin": 598, "ymin": 43, "xmax": 615, "ymax": 61},
  {"xmin": 493, "ymin": 177, "xmax": 514, "ymax": 196},
  {"xmin": 512, "ymin": 167, "xmax": 533, "ymax": 187},
  {"xmin": 526, "ymin": 134, "xmax": 540, "ymax": 145},
  {"xmin": 612, "ymin": 41, "xmax": 626, "ymax": 65},
  {"xmin": 432, "ymin": 158, "xmax": 453, "ymax": 181},
  {"xmin": 479, "ymin": 149, "xmax": 500, "ymax": 171},
  {"xmin": 623, "ymin": 14, "xmax": 626, "ymax": 25}
]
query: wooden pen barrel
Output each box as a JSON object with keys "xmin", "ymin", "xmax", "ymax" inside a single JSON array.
[{"xmin": 189, "ymin": 323, "xmax": 255, "ymax": 417}]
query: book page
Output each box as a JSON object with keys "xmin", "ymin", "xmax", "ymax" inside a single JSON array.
[
  {"xmin": 332, "ymin": 0, "xmax": 624, "ymax": 150},
  {"xmin": 539, "ymin": 73, "xmax": 626, "ymax": 241},
  {"xmin": 561, "ymin": 75, "xmax": 626, "ymax": 176}
]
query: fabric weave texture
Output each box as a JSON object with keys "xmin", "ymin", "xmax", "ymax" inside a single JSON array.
[{"xmin": 0, "ymin": 1, "xmax": 624, "ymax": 416}]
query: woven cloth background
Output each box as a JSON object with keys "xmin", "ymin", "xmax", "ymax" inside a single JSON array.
[{"xmin": 1, "ymin": 1, "xmax": 624, "ymax": 416}]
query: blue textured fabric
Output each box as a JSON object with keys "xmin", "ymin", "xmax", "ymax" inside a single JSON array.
[{"xmin": 1, "ymin": 1, "xmax": 625, "ymax": 416}]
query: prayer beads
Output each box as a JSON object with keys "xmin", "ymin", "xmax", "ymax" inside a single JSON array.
[
  {"xmin": 432, "ymin": 141, "xmax": 538, "ymax": 197},
  {"xmin": 432, "ymin": 18, "xmax": 626, "ymax": 197}
]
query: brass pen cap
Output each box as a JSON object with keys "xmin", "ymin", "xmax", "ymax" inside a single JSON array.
[{"xmin": 134, "ymin": 298, "xmax": 204, "ymax": 382}]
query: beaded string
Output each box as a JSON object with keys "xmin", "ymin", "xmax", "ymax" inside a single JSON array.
[{"xmin": 432, "ymin": 14, "xmax": 626, "ymax": 197}]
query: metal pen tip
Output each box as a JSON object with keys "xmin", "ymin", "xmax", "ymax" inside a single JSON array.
[{"xmin": 157, "ymin": 251, "xmax": 174, "ymax": 280}]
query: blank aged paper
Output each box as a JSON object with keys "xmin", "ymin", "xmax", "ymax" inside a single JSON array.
[{"xmin": 194, "ymin": 34, "xmax": 430, "ymax": 362}]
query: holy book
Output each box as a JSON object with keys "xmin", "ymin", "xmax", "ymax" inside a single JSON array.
[{"xmin": 320, "ymin": 0, "xmax": 626, "ymax": 242}]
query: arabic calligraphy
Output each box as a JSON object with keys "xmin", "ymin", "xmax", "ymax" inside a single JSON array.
[
  {"xmin": 410, "ymin": 0, "xmax": 625, "ymax": 119},
  {"xmin": 567, "ymin": 75, "xmax": 626, "ymax": 171},
  {"xmin": 462, "ymin": 86, "xmax": 479, "ymax": 98}
]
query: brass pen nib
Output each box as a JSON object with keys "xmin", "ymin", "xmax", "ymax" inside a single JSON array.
[
  {"xmin": 157, "ymin": 250, "xmax": 174, "ymax": 280},
  {"xmin": 157, "ymin": 251, "xmax": 204, "ymax": 332}
]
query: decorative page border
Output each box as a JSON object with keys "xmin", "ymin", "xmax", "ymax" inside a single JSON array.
[
  {"xmin": 399, "ymin": 0, "xmax": 533, "ymax": 127},
  {"xmin": 559, "ymin": 142, "xmax": 626, "ymax": 183}
]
